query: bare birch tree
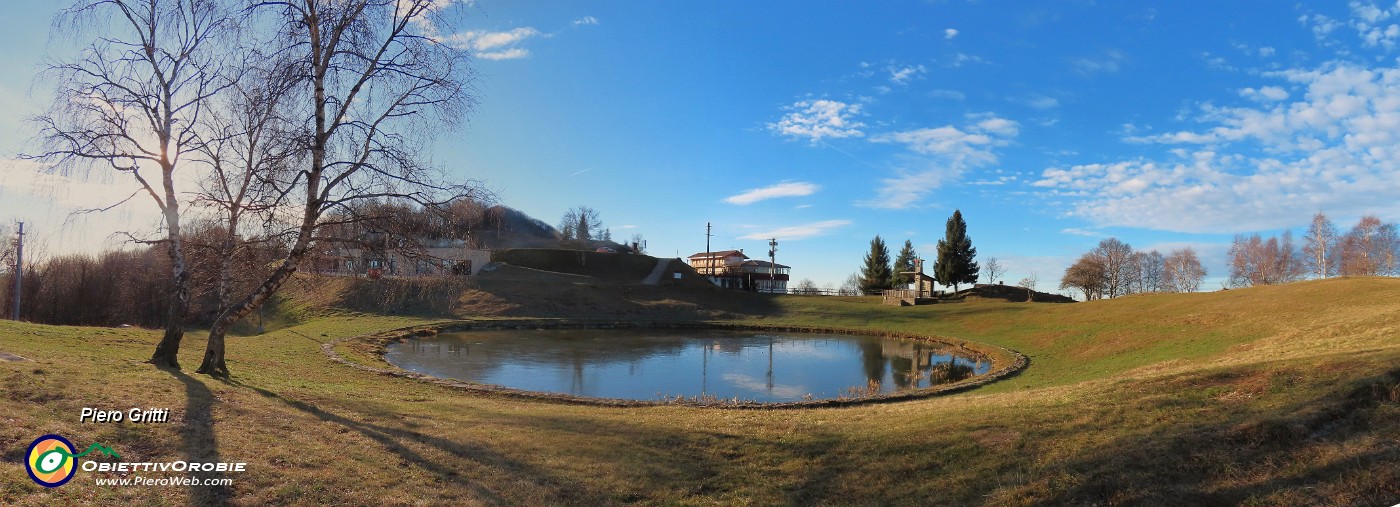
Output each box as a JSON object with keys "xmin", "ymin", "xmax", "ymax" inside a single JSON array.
[
  {"xmin": 983, "ymin": 257, "xmax": 1002, "ymax": 285},
  {"xmin": 1338, "ymin": 215, "xmax": 1400, "ymax": 276},
  {"xmin": 195, "ymin": 0, "xmax": 476, "ymax": 376},
  {"xmin": 1228, "ymin": 232, "xmax": 1303, "ymax": 287},
  {"xmin": 1303, "ymin": 212, "xmax": 1337, "ymax": 279},
  {"xmin": 1162, "ymin": 247, "xmax": 1206, "ymax": 292},
  {"xmin": 189, "ymin": 49, "xmax": 298, "ymax": 314},
  {"xmin": 30, "ymin": 0, "xmax": 229, "ymax": 368},
  {"xmin": 1092, "ymin": 238, "xmax": 1133, "ymax": 298}
]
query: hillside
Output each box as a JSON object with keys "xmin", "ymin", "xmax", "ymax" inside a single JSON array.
[
  {"xmin": 471, "ymin": 205, "xmax": 634, "ymax": 252},
  {"xmin": 0, "ymin": 277, "xmax": 1396, "ymax": 505}
]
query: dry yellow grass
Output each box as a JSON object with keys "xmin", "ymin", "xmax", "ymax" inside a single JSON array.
[{"xmin": 0, "ymin": 276, "xmax": 1396, "ymax": 505}]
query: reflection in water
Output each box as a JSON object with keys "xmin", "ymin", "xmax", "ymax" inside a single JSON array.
[{"xmin": 385, "ymin": 329, "xmax": 991, "ymax": 403}]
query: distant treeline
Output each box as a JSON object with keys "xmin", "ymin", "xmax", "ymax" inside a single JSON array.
[
  {"xmin": 0, "ymin": 197, "xmax": 568, "ymax": 328},
  {"xmin": 1, "ymin": 222, "xmax": 283, "ymax": 328}
]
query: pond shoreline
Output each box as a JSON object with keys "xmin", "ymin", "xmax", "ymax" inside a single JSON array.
[{"xmin": 324, "ymin": 318, "xmax": 1028, "ymax": 409}]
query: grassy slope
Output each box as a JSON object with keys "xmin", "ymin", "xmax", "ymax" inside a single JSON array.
[{"xmin": 0, "ymin": 277, "xmax": 1396, "ymax": 505}]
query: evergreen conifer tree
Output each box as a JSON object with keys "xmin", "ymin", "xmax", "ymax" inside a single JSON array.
[
  {"xmin": 858, "ymin": 235, "xmax": 893, "ymax": 294},
  {"xmin": 934, "ymin": 210, "xmax": 979, "ymax": 294},
  {"xmin": 892, "ymin": 240, "xmax": 918, "ymax": 286}
]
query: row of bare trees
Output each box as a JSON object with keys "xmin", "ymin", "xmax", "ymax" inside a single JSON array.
[
  {"xmin": 0, "ymin": 217, "xmax": 280, "ymax": 324},
  {"xmin": 0, "ymin": 226, "xmax": 281, "ymax": 327},
  {"xmin": 1230, "ymin": 213, "xmax": 1398, "ymax": 286},
  {"xmin": 1059, "ymin": 238, "xmax": 1206, "ymax": 300},
  {"xmin": 27, "ymin": 0, "xmax": 478, "ymax": 377}
]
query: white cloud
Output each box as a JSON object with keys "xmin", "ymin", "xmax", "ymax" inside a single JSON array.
[
  {"xmin": 465, "ymin": 27, "xmax": 540, "ymax": 50},
  {"xmin": 1348, "ymin": 1, "xmax": 1400, "ymax": 49},
  {"xmin": 1258, "ymin": 46, "xmax": 1277, "ymax": 57},
  {"xmin": 1239, "ymin": 86, "xmax": 1289, "ymax": 102},
  {"xmin": 1300, "ymin": 13, "xmax": 1343, "ymax": 42},
  {"xmin": 864, "ymin": 115, "xmax": 1020, "ymax": 209},
  {"xmin": 862, "ymin": 164, "xmax": 960, "ymax": 209},
  {"xmin": 888, "ymin": 64, "xmax": 927, "ymax": 85},
  {"xmin": 1060, "ymin": 228, "xmax": 1105, "ymax": 237},
  {"xmin": 1025, "ymin": 95, "xmax": 1060, "ymax": 109},
  {"xmin": 443, "ymin": 27, "xmax": 541, "ymax": 59},
  {"xmin": 950, "ymin": 52, "xmax": 987, "ymax": 67},
  {"xmin": 944, "ymin": 28, "xmax": 959, "ymax": 40},
  {"xmin": 872, "ymin": 115, "xmax": 1018, "ymax": 160},
  {"xmin": 721, "ymin": 373, "xmax": 807, "ymax": 399},
  {"xmin": 572, "ymin": 16, "xmax": 599, "ymax": 27},
  {"xmin": 930, "ymin": 89, "xmax": 966, "ymax": 101},
  {"xmin": 1035, "ymin": 62, "xmax": 1400, "ymax": 232},
  {"xmin": 724, "ymin": 181, "xmax": 820, "ymax": 205},
  {"xmin": 967, "ymin": 175, "xmax": 1018, "ymax": 186},
  {"xmin": 1071, "ymin": 49, "xmax": 1125, "ymax": 75},
  {"xmin": 768, "ymin": 99, "xmax": 867, "ymax": 142},
  {"xmin": 739, "ymin": 220, "xmax": 852, "ymax": 240},
  {"xmin": 398, "ymin": 0, "xmax": 466, "ymax": 35},
  {"xmin": 478, "ymin": 48, "xmax": 531, "ymax": 60}
]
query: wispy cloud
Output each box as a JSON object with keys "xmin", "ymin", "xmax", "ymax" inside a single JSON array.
[
  {"xmin": 864, "ymin": 114, "xmax": 1020, "ymax": 209},
  {"xmin": 1239, "ymin": 86, "xmax": 1289, "ymax": 102},
  {"xmin": 721, "ymin": 373, "xmax": 807, "ymax": 399},
  {"xmin": 768, "ymin": 99, "xmax": 866, "ymax": 143},
  {"xmin": 1071, "ymin": 49, "xmax": 1126, "ymax": 75},
  {"xmin": 929, "ymin": 89, "xmax": 966, "ymax": 101},
  {"xmin": 572, "ymin": 16, "xmax": 599, "ymax": 27},
  {"xmin": 944, "ymin": 28, "xmax": 959, "ymax": 40},
  {"xmin": 724, "ymin": 181, "xmax": 820, "ymax": 205},
  {"xmin": 949, "ymin": 52, "xmax": 988, "ymax": 67},
  {"xmin": 739, "ymin": 220, "xmax": 852, "ymax": 240},
  {"xmin": 1060, "ymin": 227, "xmax": 1105, "ymax": 237},
  {"xmin": 398, "ymin": 0, "xmax": 466, "ymax": 36},
  {"xmin": 443, "ymin": 27, "xmax": 541, "ymax": 60},
  {"xmin": 1035, "ymin": 62, "xmax": 1400, "ymax": 232},
  {"xmin": 888, "ymin": 64, "xmax": 927, "ymax": 85},
  {"xmin": 478, "ymin": 48, "xmax": 530, "ymax": 60},
  {"xmin": 1025, "ymin": 95, "xmax": 1060, "ymax": 109}
]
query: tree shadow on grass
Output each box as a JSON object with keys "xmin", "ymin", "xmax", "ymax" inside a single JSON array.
[
  {"xmin": 158, "ymin": 367, "xmax": 232, "ymax": 507},
  {"xmin": 235, "ymin": 383, "xmax": 611, "ymax": 505},
  {"xmin": 461, "ymin": 410, "xmax": 856, "ymax": 504},
  {"xmin": 984, "ymin": 365, "xmax": 1400, "ymax": 505}
]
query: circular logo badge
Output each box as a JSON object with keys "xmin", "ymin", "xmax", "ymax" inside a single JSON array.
[{"xmin": 26, "ymin": 435, "xmax": 77, "ymax": 488}]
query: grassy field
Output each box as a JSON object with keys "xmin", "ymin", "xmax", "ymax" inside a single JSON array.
[{"xmin": 1, "ymin": 276, "xmax": 1397, "ymax": 505}]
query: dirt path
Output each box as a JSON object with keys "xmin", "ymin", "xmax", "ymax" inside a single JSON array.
[{"xmin": 641, "ymin": 258, "xmax": 672, "ymax": 285}]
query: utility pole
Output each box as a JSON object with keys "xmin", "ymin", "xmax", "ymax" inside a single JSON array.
[
  {"xmin": 704, "ymin": 222, "xmax": 713, "ymax": 277},
  {"xmin": 768, "ymin": 237, "xmax": 777, "ymax": 294},
  {"xmin": 11, "ymin": 222, "xmax": 22, "ymax": 321}
]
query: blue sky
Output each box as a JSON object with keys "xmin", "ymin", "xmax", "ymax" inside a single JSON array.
[{"xmin": 3, "ymin": 1, "xmax": 1400, "ymax": 291}]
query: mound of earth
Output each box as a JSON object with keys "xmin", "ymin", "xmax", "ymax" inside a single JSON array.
[{"xmin": 960, "ymin": 283, "xmax": 1075, "ymax": 303}]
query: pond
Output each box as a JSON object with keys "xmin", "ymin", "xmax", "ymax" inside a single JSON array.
[{"xmin": 383, "ymin": 328, "xmax": 992, "ymax": 403}]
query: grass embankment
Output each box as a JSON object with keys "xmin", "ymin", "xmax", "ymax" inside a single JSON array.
[{"xmin": 1, "ymin": 277, "xmax": 1397, "ymax": 505}]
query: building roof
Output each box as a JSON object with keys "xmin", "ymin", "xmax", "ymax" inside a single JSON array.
[
  {"xmin": 739, "ymin": 259, "xmax": 790, "ymax": 269},
  {"xmin": 687, "ymin": 250, "xmax": 747, "ymax": 260}
]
